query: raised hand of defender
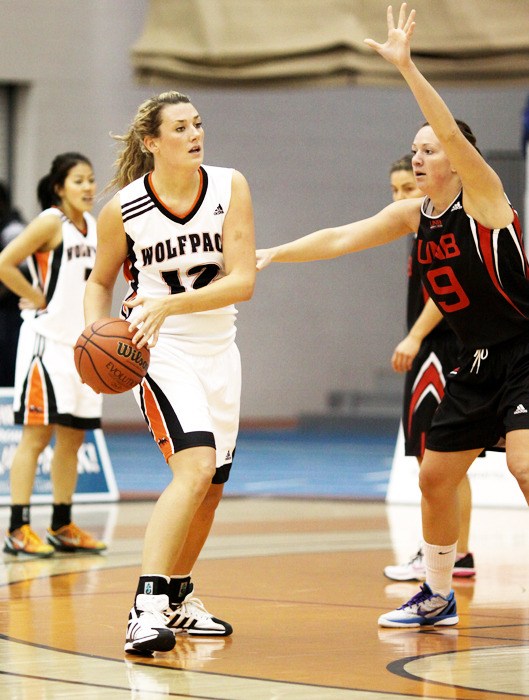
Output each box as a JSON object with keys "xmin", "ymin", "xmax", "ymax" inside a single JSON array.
[{"xmin": 364, "ymin": 3, "xmax": 416, "ymax": 69}]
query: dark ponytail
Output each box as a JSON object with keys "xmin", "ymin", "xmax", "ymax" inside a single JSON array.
[{"xmin": 36, "ymin": 152, "xmax": 92, "ymax": 210}]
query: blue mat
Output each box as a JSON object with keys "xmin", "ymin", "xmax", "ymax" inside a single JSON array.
[{"xmin": 104, "ymin": 427, "xmax": 396, "ymax": 500}]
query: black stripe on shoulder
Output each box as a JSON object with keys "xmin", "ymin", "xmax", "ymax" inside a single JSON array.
[
  {"xmin": 122, "ymin": 193, "xmax": 151, "ymax": 212},
  {"xmin": 122, "ymin": 201, "xmax": 156, "ymax": 224}
]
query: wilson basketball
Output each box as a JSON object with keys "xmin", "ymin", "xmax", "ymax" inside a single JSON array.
[{"xmin": 74, "ymin": 317, "xmax": 150, "ymax": 394}]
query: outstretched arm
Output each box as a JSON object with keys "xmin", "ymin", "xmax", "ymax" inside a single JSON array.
[
  {"xmin": 364, "ymin": 3, "xmax": 512, "ymax": 229},
  {"xmin": 257, "ymin": 198, "xmax": 420, "ymax": 269}
]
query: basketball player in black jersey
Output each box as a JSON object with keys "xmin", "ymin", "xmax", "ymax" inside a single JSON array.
[
  {"xmin": 257, "ymin": 3, "xmax": 529, "ymax": 627},
  {"xmin": 384, "ymin": 155, "xmax": 475, "ymax": 582}
]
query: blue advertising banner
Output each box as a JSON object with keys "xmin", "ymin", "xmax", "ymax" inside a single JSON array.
[{"xmin": 0, "ymin": 389, "xmax": 119, "ymax": 504}]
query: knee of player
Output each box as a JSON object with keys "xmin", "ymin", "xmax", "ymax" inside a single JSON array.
[
  {"xmin": 21, "ymin": 426, "xmax": 54, "ymax": 454},
  {"xmin": 418, "ymin": 466, "xmax": 446, "ymax": 498},
  {"xmin": 506, "ymin": 453, "xmax": 529, "ymax": 490},
  {"xmin": 194, "ymin": 458, "xmax": 217, "ymax": 486},
  {"xmin": 55, "ymin": 427, "xmax": 85, "ymax": 452},
  {"xmin": 170, "ymin": 450, "xmax": 216, "ymax": 488}
]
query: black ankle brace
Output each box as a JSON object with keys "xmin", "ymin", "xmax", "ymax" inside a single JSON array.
[{"xmin": 168, "ymin": 575, "xmax": 192, "ymax": 607}]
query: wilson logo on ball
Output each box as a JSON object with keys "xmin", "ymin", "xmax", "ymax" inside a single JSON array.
[{"xmin": 116, "ymin": 342, "xmax": 149, "ymax": 371}]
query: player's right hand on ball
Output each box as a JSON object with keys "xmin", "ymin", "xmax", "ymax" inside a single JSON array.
[{"xmin": 123, "ymin": 296, "xmax": 163, "ymax": 349}]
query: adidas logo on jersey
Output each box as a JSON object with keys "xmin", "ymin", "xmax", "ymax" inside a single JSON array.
[
  {"xmin": 225, "ymin": 450, "xmax": 231, "ymax": 461},
  {"xmin": 451, "ymin": 201, "xmax": 463, "ymax": 212},
  {"xmin": 514, "ymin": 404, "xmax": 528, "ymax": 415},
  {"xmin": 213, "ymin": 204, "xmax": 224, "ymax": 215}
]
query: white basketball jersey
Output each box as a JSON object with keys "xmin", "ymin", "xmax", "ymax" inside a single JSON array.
[
  {"xmin": 119, "ymin": 165, "xmax": 236, "ymax": 354},
  {"xmin": 23, "ymin": 208, "xmax": 97, "ymax": 345}
]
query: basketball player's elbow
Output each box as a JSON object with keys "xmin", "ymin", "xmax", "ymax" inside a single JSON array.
[
  {"xmin": 235, "ymin": 271, "xmax": 256, "ymax": 302},
  {"xmin": 239, "ymin": 277, "xmax": 255, "ymax": 302}
]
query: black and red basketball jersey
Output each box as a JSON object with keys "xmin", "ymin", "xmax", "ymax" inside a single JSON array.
[
  {"xmin": 417, "ymin": 191, "xmax": 529, "ymax": 349},
  {"xmin": 407, "ymin": 234, "xmax": 452, "ymax": 337}
]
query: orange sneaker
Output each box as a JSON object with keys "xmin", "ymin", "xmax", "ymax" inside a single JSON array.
[
  {"xmin": 46, "ymin": 522, "xmax": 107, "ymax": 553},
  {"xmin": 4, "ymin": 525, "xmax": 54, "ymax": 558}
]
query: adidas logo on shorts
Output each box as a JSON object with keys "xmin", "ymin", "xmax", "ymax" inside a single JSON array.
[{"xmin": 514, "ymin": 404, "xmax": 528, "ymax": 415}]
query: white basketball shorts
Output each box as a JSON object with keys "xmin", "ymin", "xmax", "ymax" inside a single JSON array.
[
  {"xmin": 133, "ymin": 337, "xmax": 241, "ymax": 483},
  {"xmin": 13, "ymin": 321, "xmax": 102, "ymax": 429}
]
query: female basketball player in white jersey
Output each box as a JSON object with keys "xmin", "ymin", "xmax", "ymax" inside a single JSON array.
[
  {"xmin": 84, "ymin": 92, "xmax": 256, "ymax": 655},
  {"xmin": 257, "ymin": 3, "xmax": 529, "ymax": 628},
  {"xmin": 0, "ymin": 152, "xmax": 106, "ymax": 557}
]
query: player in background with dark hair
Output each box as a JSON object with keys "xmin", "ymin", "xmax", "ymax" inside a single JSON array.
[
  {"xmin": 84, "ymin": 91, "xmax": 255, "ymax": 655},
  {"xmin": 257, "ymin": 3, "xmax": 529, "ymax": 627},
  {"xmin": 384, "ymin": 154, "xmax": 475, "ymax": 582},
  {"xmin": 0, "ymin": 181, "xmax": 26, "ymax": 387},
  {"xmin": 0, "ymin": 153, "xmax": 106, "ymax": 557}
]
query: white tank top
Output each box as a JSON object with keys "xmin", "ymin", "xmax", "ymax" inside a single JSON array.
[
  {"xmin": 119, "ymin": 165, "xmax": 236, "ymax": 355},
  {"xmin": 23, "ymin": 208, "xmax": 97, "ymax": 345}
]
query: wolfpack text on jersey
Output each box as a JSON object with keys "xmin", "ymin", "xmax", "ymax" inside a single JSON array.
[{"xmin": 119, "ymin": 165, "xmax": 235, "ymax": 354}]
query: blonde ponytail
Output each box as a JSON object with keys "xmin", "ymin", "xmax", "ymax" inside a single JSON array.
[{"xmin": 107, "ymin": 91, "xmax": 191, "ymax": 192}]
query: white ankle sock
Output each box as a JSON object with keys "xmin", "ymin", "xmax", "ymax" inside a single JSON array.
[{"xmin": 422, "ymin": 540, "xmax": 457, "ymax": 597}]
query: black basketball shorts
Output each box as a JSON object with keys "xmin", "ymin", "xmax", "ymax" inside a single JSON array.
[{"xmin": 426, "ymin": 331, "xmax": 529, "ymax": 452}]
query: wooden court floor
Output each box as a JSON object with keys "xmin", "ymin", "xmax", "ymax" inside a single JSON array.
[{"xmin": 0, "ymin": 498, "xmax": 527, "ymax": 699}]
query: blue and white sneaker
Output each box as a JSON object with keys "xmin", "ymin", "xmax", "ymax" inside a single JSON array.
[{"xmin": 378, "ymin": 583, "xmax": 459, "ymax": 628}]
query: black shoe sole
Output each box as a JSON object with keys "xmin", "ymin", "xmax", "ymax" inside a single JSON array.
[
  {"xmin": 3, "ymin": 545, "xmax": 54, "ymax": 558},
  {"xmin": 124, "ymin": 632, "xmax": 176, "ymax": 656}
]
